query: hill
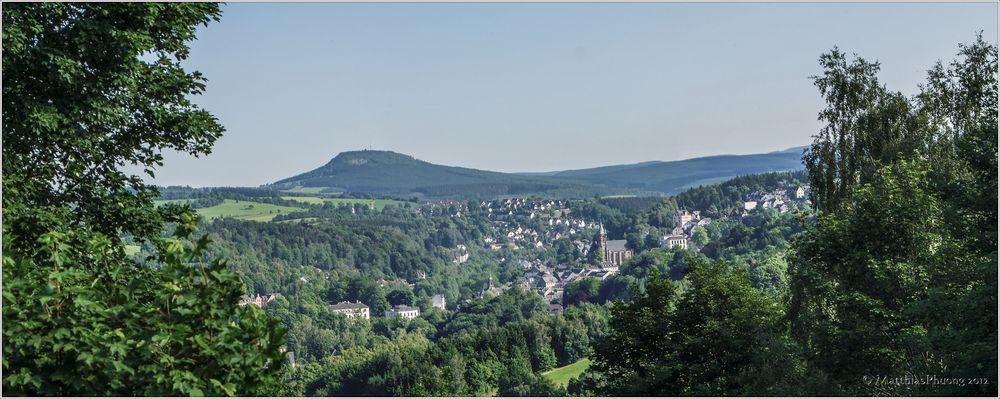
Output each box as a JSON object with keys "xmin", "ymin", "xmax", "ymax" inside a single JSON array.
[
  {"xmin": 271, "ymin": 147, "xmax": 807, "ymax": 199},
  {"xmin": 271, "ymin": 150, "xmax": 617, "ymax": 199},
  {"xmin": 534, "ymin": 146, "xmax": 807, "ymax": 195}
]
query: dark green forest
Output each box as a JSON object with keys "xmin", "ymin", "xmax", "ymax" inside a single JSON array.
[{"xmin": 2, "ymin": 3, "xmax": 996, "ymax": 397}]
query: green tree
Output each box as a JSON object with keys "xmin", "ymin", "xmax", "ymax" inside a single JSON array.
[
  {"xmin": 2, "ymin": 3, "xmax": 285, "ymax": 395},
  {"xmin": 690, "ymin": 226, "xmax": 710, "ymax": 248},
  {"xmin": 562, "ymin": 277, "xmax": 600, "ymax": 307},
  {"xmin": 789, "ymin": 36, "xmax": 997, "ymax": 396},
  {"xmin": 387, "ymin": 288, "xmax": 416, "ymax": 307},
  {"xmin": 590, "ymin": 262, "xmax": 808, "ymax": 396}
]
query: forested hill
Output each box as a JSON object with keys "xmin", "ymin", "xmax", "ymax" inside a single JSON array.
[
  {"xmin": 271, "ymin": 150, "xmax": 618, "ymax": 199},
  {"xmin": 530, "ymin": 146, "xmax": 808, "ymax": 194},
  {"xmin": 271, "ymin": 147, "xmax": 807, "ymax": 199}
]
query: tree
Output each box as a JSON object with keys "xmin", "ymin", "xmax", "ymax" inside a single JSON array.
[
  {"xmin": 690, "ymin": 226, "xmax": 709, "ymax": 248},
  {"xmin": 590, "ymin": 262, "xmax": 809, "ymax": 396},
  {"xmin": 387, "ymin": 288, "xmax": 416, "ymax": 307},
  {"xmin": 789, "ymin": 36, "xmax": 997, "ymax": 396},
  {"xmin": 2, "ymin": 3, "xmax": 285, "ymax": 395},
  {"xmin": 562, "ymin": 277, "xmax": 601, "ymax": 307}
]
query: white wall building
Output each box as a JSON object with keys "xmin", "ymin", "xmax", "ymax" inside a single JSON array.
[
  {"xmin": 329, "ymin": 301, "xmax": 370, "ymax": 319},
  {"xmin": 385, "ymin": 305, "xmax": 420, "ymax": 320}
]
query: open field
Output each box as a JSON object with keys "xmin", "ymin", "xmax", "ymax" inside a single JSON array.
[
  {"xmin": 542, "ymin": 357, "xmax": 591, "ymax": 387},
  {"xmin": 280, "ymin": 196, "xmax": 409, "ymax": 210},
  {"xmin": 155, "ymin": 199, "xmax": 307, "ymax": 222}
]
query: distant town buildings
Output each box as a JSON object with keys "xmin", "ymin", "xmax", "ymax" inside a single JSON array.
[
  {"xmin": 673, "ymin": 210, "xmax": 699, "ymax": 230},
  {"xmin": 385, "ymin": 305, "xmax": 420, "ymax": 320},
  {"xmin": 239, "ymin": 293, "xmax": 278, "ymax": 308},
  {"xmin": 329, "ymin": 301, "xmax": 371, "ymax": 319}
]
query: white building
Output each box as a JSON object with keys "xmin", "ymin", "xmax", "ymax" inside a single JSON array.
[
  {"xmin": 385, "ymin": 305, "xmax": 420, "ymax": 320},
  {"xmin": 432, "ymin": 294, "xmax": 447, "ymax": 310},
  {"xmin": 663, "ymin": 235, "xmax": 688, "ymax": 250},
  {"xmin": 329, "ymin": 301, "xmax": 370, "ymax": 319}
]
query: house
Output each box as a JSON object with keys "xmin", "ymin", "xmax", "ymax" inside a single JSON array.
[
  {"xmin": 673, "ymin": 210, "xmax": 700, "ymax": 228},
  {"xmin": 329, "ymin": 301, "xmax": 370, "ymax": 319},
  {"xmin": 587, "ymin": 269, "xmax": 613, "ymax": 280},
  {"xmin": 385, "ymin": 305, "xmax": 420, "ymax": 320},
  {"xmin": 432, "ymin": 294, "xmax": 447, "ymax": 310},
  {"xmin": 663, "ymin": 235, "xmax": 688, "ymax": 250},
  {"xmin": 239, "ymin": 293, "xmax": 278, "ymax": 308},
  {"xmin": 744, "ymin": 201, "xmax": 758, "ymax": 211}
]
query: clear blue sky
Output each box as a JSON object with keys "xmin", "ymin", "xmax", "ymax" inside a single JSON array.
[{"xmin": 147, "ymin": 2, "xmax": 997, "ymax": 187}]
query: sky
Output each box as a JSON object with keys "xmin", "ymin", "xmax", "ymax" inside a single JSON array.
[{"xmin": 144, "ymin": 2, "xmax": 997, "ymax": 187}]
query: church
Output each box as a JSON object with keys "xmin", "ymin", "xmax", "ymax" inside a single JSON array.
[{"xmin": 599, "ymin": 224, "xmax": 633, "ymax": 267}]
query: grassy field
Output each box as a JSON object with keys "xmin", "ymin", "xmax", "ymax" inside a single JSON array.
[
  {"xmin": 155, "ymin": 199, "xmax": 307, "ymax": 222},
  {"xmin": 280, "ymin": 196, "xmax": 409, "ymax": 210},
  {"xmin": 542, "ymin": 358, "xmax": 591, "ymax": 387}
]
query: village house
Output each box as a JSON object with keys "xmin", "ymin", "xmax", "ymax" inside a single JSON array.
[
  {"xmin": 385, "ymin": 305, "xmax": 420, "ymax": 320},
  {"xmin": 673, "ymin": 210, "xmax": 700, "ymax": 229},
  {"xmin": 329, "ymin": 301, "xmax": 370, "ymax": 319},
  {"xmin": 239, "ymin": 293, "xmax": 278, "ymax": 308},
  {"xmin": 663, "ymin": 234, "xmax": 688, "ymax": 249}
]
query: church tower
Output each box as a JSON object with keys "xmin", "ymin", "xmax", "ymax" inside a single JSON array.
[{"xmin": 599, "ymin": 223, "xmax": 608, "ymax": 259}]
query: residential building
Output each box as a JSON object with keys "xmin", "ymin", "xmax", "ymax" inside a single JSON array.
[
  {"xmin": 673, "ymin": 210, "xmax": 700, "ymax": 229},
  {"xmin": 239, "ymin": 293, "xmax": 278, "ymax": 308},
  {"xmin": 385, "ymin": 305, "xmax": 420, "ymax": 320},
  {"xmin": 329, "ymin": 301, "xmax": 371, "ymax": 319},
  {"xmin": 663, "ymin": 235, "xmax": 688, "ymax": 250}
]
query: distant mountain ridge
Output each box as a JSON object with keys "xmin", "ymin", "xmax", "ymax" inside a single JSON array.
[
  {"xmin": 538, "ymin": 146, "xmax": 808, "ymax": 194},
  {"xmin": 271, "ymin": 146, "xmax": 807, "ymax": 198},
  {"xmin": 272, "ymin": 150, "xmax": 615, "ymax": 198}
]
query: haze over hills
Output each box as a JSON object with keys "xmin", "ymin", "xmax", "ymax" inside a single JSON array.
[
  {"xmin": 535, "ymin": 146, "xmax": 809, "ymax": 194},
  {"xmin": 271, "ymin": 150, "xmax": 617, "ymax": 198},
  {"xmin": 271, "ymin": 147, "xmax": 807, "ymax": 198}
]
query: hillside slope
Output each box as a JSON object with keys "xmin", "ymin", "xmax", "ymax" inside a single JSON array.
[
  {"xmin": 271, "ymin": 147, "xmax": 807, "ymax": 198},
  {"xmin": 541, "ymin": 147, "xmax": 807, "ymax": 194},
  {"xmin": 271, "ymin": 150, "xmax": 615, "ymax": 198}
]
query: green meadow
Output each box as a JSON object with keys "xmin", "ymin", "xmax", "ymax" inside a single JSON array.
[
  {"xmin": 155, "ymin": 199, "xmax": 307, "ymax": 222},
  {"xmin": 542, "ymin": 357, "xmax": 591, "ymax": 387},
  {"xmin": 280, "ymin": 196, "xmax": 408, "ymax": 210}
]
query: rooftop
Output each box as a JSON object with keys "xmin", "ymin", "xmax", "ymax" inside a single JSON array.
[
  {"xmin": 606, "ymin": 239, "xmax": 629, "ymax": 252},
  {"xmin": 329, "ymin": 301, "xmax": 368, "ymax": 310}
]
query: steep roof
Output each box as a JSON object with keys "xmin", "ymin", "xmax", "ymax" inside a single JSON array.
[
  {"xmin": 329, "ymin": 301, "xmax": 368, "ymax": 310},
  {"xmin": 606, "ymin": 239, "xmax": 629, "ymax": 252}
]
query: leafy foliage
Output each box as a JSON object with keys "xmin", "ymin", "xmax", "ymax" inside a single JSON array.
[{"xmin": 2, "ymin": 3, "xmax": 286, "ymax": 395}]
